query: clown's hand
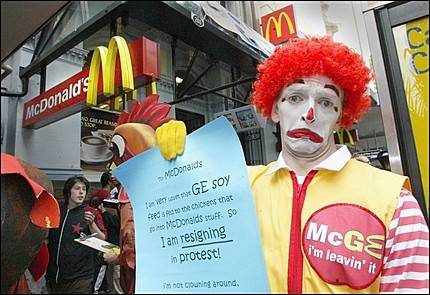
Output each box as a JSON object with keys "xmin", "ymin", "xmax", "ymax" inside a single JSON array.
[{"xmin": 155, "ymin": 120, "xmax": 187, "ymax": 160}]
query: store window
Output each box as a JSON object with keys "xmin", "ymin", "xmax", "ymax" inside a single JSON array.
[
  {"xmin": 39, "ymin": 2, "xmax": 115, "ymax": 56},
  {"xmin": 175, "ymin": 108, "xmax": 205, "ymax": 134}
]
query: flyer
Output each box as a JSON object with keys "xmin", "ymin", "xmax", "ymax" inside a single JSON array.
[
  {"xmin": 113, "ymin": 116, "xmax": 269, "ymax": 293},
  {"xmin": 74, "ymin": 236, "xmax": 120, "ymax": 255}
]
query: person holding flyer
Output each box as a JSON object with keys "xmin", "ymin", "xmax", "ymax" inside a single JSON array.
[
  {"xmin": 156, "ymin": 36, "xmax": 429, "ymax": 293},
  {"xmin": 46, "ymin": 176, "xmax": 105, "ymax": 294}
]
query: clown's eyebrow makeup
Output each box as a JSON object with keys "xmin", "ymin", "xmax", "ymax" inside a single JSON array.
[
  {"xmin": 324, "ymin": 84, "xmax": 340, "ymax": 97},
  {"xmin": 292, "ymin": 79, "xmax": 305, "ymax": 84}
]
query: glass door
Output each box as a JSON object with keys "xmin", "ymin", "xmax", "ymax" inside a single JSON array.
[{"xmin": 375, "ymin": 1, "xmax": 428, "ymax": 219}]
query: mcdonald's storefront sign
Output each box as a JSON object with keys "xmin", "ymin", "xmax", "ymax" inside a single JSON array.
[
  {"xmin": 261, "ymin": 5, "xmax": 297, "ymax": 45},
  {"xmin": 23, "ymin": 36, "xmax": 159, "ymax": 129}
]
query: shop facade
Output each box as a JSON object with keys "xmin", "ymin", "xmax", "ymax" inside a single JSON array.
[{"xmin": 1, "ymin": 2, "xmax": 275, "ymax": 198}]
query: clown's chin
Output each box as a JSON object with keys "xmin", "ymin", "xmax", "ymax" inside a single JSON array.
[{"xmin": 285, "ymin": 138, "xmax": 325, "ymax": 157}]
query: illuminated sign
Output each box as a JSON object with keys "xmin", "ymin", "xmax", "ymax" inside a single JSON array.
[
  {"xmin": 334, "ymin": 128, "xmax": 358, "ymax": 145},
  {"xmin": 23, "ymin": 36, "xmax": 159, "ymax": 129},
  {"xmin": 214, "ymin": 105, "xmax": 266, "ymax": 133},
  {"xmin": 87, "ymin": 36, "xmax": 134, "ymax": 110},
  {"xmin": 260, "ymin": 5, "xmax": 297, "ymax": 45}
]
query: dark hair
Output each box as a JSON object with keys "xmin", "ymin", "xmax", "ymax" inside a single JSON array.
[
  {"xmin": 100, "ymin": 172, "xmax": 112, "ymax": 187},
  {"xmin": 90, "ymin": 189, "xmax": 110, "ymax": 208},
  {"xmin": 377, "ymin": 151, "xmax": 390, "ymax": 170},
  {"xmin": 89, "ymin": 196, "xmax": 103, "ymax": 208},
  {"xmin": 63, "ymin": 176, "xmax": 90, "ymax": 205}
]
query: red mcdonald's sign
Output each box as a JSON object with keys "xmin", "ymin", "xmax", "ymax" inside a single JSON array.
[
  {"xmin": 23, "ymin": 36, "xmax": 160, "ymax": 129},
  {"xmin": 261, "ymin": 5, "xmax": 297, "ymax": 45}
]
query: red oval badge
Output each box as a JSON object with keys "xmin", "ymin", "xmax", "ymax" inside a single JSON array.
[{"xmin": 302, "ymin": 204, "xmax": 386, "ymax": 289}]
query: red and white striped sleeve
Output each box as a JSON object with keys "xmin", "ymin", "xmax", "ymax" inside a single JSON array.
[{"xmin": 380, "ymin": 188, "xmax": 429, "ymax": 293}]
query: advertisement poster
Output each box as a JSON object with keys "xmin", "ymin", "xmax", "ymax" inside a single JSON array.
[
  {"xmin": 80, "ymin": 108, "xmax": 119, "ymax": 171},
  {"xmin": 393, "ymin": 16, "xmax": 429, "ymax": 209},
  {"xmin": 113, "ymin": 117, "xmax": 269, "ymax": 293}
]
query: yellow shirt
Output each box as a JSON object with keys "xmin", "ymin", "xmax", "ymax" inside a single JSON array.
[{"xmin": 248, "ymin": 148, "xmax": 408, "ymax": 293}]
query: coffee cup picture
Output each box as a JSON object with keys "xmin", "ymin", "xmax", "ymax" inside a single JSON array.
[{"xmin": 80, "ymin": 135, "xmax": 113, "ymax": 164}]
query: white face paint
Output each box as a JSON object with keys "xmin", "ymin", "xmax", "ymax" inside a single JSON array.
[{"xmin": 271, "ymin": 75, "xmax": 343, "ymax": 157}]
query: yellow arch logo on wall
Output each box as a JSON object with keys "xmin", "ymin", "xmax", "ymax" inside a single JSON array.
[
  {"xmin": 86, "ymin": 36, "xmax": 135, "ymax": 110},
  {"xmin": 260, "ymin": 5, "xmax": 298, "ymax": 45},
  {"xmin": 264, "ymin": 12, "xmax": 296, "ymax": 40},
  {"xmin": 335, "ymin": 128, "xmax": 355, "ymax": 145}
]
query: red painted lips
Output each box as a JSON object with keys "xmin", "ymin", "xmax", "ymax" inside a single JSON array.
[{"xmin": 287, "ymin": 128, "xmax": 323, "ymax": 143}]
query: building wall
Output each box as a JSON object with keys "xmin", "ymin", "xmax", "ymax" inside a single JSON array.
[
  {"xmin": 1, "ymin": 1, "xmax": 284, "ymax": 168},
  {"xmin": 1, "ymin": 39, "xmax": 86, "ymax": 179},
  {"xmin": 2, "ymin": 1, "xmax": 386, "ymax": 177},
  {"xmin": 257, "ymin": 1, "xmax": 373, "ymax": 70}
]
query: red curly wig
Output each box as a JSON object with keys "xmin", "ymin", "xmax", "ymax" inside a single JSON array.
[{"xmin": 251, "ymin": 36, "xmax": 372, "ymax": 128}]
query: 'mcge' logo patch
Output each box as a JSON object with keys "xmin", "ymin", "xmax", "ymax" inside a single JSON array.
[{"xmin": 302, "ymin": 204, "xmax": 386, "ymax": 289}]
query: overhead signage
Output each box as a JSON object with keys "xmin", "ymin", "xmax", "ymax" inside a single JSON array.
[
  {"xmin": 214, "ymin": 105, "xmax": 266, "ymax": 133},
  {"xmin": 23, "ymin": 36, "xmax": 160, "ymax": 129},
  {"xmin": 261, "ymin": 5, "xmax": 297, "ymax": 45}
]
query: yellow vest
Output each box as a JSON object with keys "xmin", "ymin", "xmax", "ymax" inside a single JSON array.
[{"xmin": 248, "ymin": 159, "xmax": 408, "ymax": 293}]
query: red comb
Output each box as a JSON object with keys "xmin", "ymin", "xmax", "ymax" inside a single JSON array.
[{"xmin": 116, "ymin": 94, "xmax": 171, "ymax": 129}]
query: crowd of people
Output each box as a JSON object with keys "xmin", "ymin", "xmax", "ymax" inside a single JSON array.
[{"xmin": 42, "ymin": 172, "xmax": 123, "ymax": 294}]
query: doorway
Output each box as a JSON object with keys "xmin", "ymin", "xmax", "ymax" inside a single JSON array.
[
  {"xmin": 366, "ymin": 1, "xmax": 428, "ymax": 219},
  {"xmin": 175, "ymin": 108, "xmax": 205, "ymax": 134}
]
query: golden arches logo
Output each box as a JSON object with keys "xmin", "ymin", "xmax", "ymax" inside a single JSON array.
[
  {"xmin": 264, "ymin": 12, "xmax": 296, "ymax": 41},
  {"xmin": 87, "ymin": 36, "xmax": 134, "ymax": 110},
  {"xmin": 336, "ymin": 128, "xmax": 354, "ymax": 145}
]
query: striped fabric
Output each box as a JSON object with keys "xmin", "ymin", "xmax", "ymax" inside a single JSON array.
[{"xmin": 380, "ymin": 188, "xmax": 429, "ymax": 293}]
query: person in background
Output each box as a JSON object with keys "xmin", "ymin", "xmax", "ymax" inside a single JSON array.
[
  {"xmin": 103, "ymin": 195, "xmax": 135, "ymax": 294},
  {"xmin": 377, "ymin": 150, "xmax": 391, "ymax": 171},
  {"xmin": 352, "ymin": 153, "xmax": 370, "ymax": 164},
  {"xmin": 100, "ymin": 198, "xmax": 123, "ymax": 294},
  {"xmin": 91, "ymin": 171, "xmax": 122, "ymax": 293},
  {"xmin": 109, "ymin": 175, "xmax": 121, "ymax": 199},
  {"xmin": 89, "ymin": 187, "xmax": 110, "ymax": 294},
  {"xmin": 46, "ymin": 176, "xmax": 105, "ymax": 294},
  {"xmin": 99, "ymin": 171, "xmax": 121, "ymax": 199},
  {"xmin": 156, "ymin": 36, "xmax": 429, "ymax": 293}
]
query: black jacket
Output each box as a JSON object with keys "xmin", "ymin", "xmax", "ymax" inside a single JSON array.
[
  {"xmin": 46, "ymin": 204, "xmax": 98, "ymax": 282},
  {"xmin": 102, "ymin": 211, "xmax": 120, "ymax": 245}
]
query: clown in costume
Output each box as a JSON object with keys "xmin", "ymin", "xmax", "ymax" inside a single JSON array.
[{"xmin": 156, "ymin": 37, "xmax": 429, "ymax": 293}]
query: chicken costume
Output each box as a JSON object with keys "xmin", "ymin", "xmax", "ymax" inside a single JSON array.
[{"xmin": 110, "ymin": 95, "xmax": 184, "ymax": 293}]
